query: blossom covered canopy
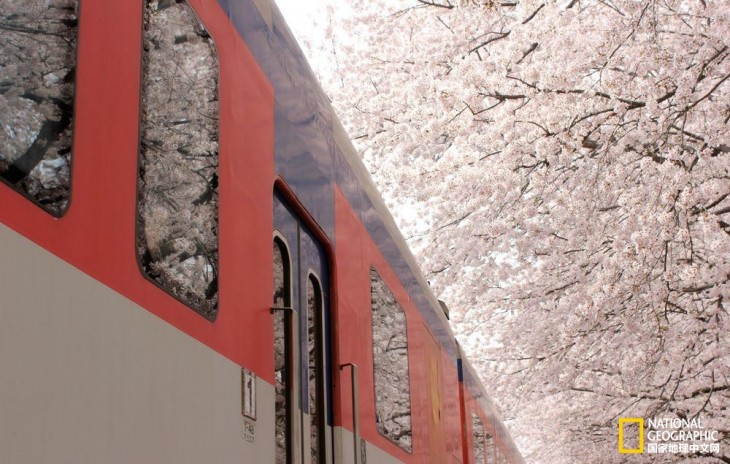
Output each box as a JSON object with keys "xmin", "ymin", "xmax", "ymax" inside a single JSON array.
[{"xmin": 292, "ymin": 1, "xmax": 730, "ymax": 462}]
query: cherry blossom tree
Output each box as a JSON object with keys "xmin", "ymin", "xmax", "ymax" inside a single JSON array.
[{"xmin": 292, "ymin": 1, "xmax": 730, "ymax": 462}]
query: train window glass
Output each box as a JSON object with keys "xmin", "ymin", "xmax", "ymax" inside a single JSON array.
[
  {"xmin": 273, "ymin": 238, "xmax": 291, "ymax": 463},
  {"xmin": 485, "ymin": 432, "xmax": 495, "ymax": 464},
  {"xmin": 138, "ymin": 0, "xmax": 220, "ymax": 319},
  {"xmin": 370, "ymin": 268, "xmax": 412, "ymax": 453},
  {"xmin": 472, "ymin": 410, "xmax": 486, "ymax": 464},
  {"xmin": 0, "ymin": 0, "xmax": 78, "ymax": 215},
  {"xmin": 307, "ymin": 274, "xmax": 325, "ymax": 463}
]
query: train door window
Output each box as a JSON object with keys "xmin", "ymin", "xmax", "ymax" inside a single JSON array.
[
  {"xmin": 137, "ymin": 0, "xmax": 220, "ymax": 319},
  {"xmin": 273, "ymin": 237, "xmax": 293, "ymax": 463},
  {"xmin": 472, "ymin": 410, "xmax": 486, "ymax": 464},
  {"xmin": 370, "ymin": 268, "xmax": 412, "ymax": 453},
  {"xmin": 0, "ymin": 0, "xmax": 78, "ymax": 215},
  {"xmin": 307, "ymin": 273, "xmax": 326, "ymax": 463}
]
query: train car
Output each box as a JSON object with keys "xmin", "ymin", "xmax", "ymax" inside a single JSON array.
[
  {"xmin": 459, "ymin": 347, "xmax": 524, "ymax": 464},
  {"xmin": 0, "ymin": 0, "xmax": 524, "ymax": 463}
]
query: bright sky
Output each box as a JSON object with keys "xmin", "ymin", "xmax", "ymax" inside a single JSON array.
[
  {"xmin": 274, "ymin": 0, "xmax": 327, "ymax": 40},
  {"xmin": 272, "ymin": 0, "xmax": 353, "ymax": 87}
]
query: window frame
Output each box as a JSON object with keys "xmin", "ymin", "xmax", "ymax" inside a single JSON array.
[
  {"xmin": 135, "ymin": 0, "xmax": 222, "ymax": 320},
  {"xmin": 273, "ymin": 232, "xmax": 294, "ymax": 464},
  {"xmin": 305, "ymin": 269, "xmax": 327, "ymax": 463},
  {"xmin": 369, "ymin": 266, "xmax": 414, "ymax": 454},
  {"xmin": 0, "ymin": 0, "xmax": 81, "ymax": 217}
]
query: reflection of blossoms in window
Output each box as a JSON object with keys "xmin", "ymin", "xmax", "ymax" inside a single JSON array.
[
  {"xmin": 138, "ymin": 0, "xmax": 219, "ymax": 318},
  {"xmin": 273, "ymin": 240, "xmax": 289, "ymax": 464},
  {"xmin": 307, "ymin": 276, "xmax": 323, "ymax": 463},
  {"xmin": 486, "ymin": 432, "xmax": 495, "ymax": 464},
  {"xmin": 472, "ymin": 410, "xmax": 485, "ymax": 464},
  {"xmin": 0, "ymin": 0, "xmax": 78, "ymax": 214},
  {"xmin": 370, "ymin": 268, "xmax": 412, "ymax": 452}
]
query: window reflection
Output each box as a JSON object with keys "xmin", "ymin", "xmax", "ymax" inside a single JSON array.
[
  {"xmin": 0, "ymin": 0, "xmax": 78, "ymax": 214},
  {"xmin": 370, "ymin": 268, "xmax": 412, "ymax": 452},
  {"xmin": 137, "ymin": 0, "xmax": 220, "ymax": 317}
]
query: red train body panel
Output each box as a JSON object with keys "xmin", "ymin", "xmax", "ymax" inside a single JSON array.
[{"xmin": 0, "ymin": 1, "xmax": 524, "ymax": 463}]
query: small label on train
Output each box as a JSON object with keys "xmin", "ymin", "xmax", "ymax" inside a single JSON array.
[{"xmin": 243, "ymin": 420, "xmax": 255, "ymax": 443}]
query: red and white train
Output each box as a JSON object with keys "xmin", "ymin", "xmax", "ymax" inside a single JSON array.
[{"xmin": 0, "ymin": 0, "xmax": 523, "ymax": 463}]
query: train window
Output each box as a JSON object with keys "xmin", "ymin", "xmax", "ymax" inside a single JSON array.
[
  {"xmin": 307, "ymin": 273, "xmax": 326, "ymax": 463},
  {"xmin": 370, "ymin": 268, "xmax": 412, "ymax": 453},
  {"xmin": 137, "ymin": 0, "xmax": 220, "ymax": 319},
  {"xmin": 485, "ymin": 432, "xmax": 495, "ymax": 464},
  {"xmin": 273, "ymin": 237, "xmax": 292, "ymax": 463},
  {"xmin": 472, "ymin": 410, "xmax": 486, "ymax": 464},
  {"xmin": 0, "ymin": 0, "xmax": 78, "ymax": 215}
]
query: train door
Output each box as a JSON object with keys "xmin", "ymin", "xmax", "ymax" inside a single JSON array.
[{"xmin": 273, "ymin": 193, "xmax": 334, "ymax": 464}]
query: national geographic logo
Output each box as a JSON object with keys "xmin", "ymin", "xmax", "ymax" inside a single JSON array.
[
  {"xmin": 618, "ymin": 418, "xmax": 644, "ymax": 454},
  {"xmin": 618, "ymin": 417, "xmax": 722, "ymax": 456}
]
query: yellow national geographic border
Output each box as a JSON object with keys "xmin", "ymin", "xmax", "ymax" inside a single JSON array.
[{"xmin": 619, "ymin": 418, "xmax": 644, "ymax": 454}]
